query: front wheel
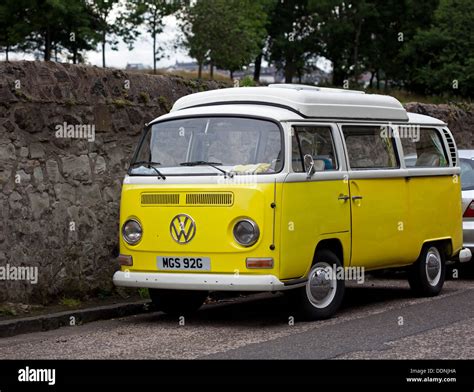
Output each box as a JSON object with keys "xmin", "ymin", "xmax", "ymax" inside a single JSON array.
[
  {"xmin": 287, "ymin": 250, "xmax": 345, "ymax": 320},
  {"xmin": 408, "ymin": 245, "xmax": 446, "ymax": 296},
  {"xmin": 149, "ymin": 289, "xmax": 208, "ymax": 316}
]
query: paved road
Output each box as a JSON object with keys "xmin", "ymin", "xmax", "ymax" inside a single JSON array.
[{"xmin": 0, "ymin": 277, "xmax": 473, "ymax": 359}]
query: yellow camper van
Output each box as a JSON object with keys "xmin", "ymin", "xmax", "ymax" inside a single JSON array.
[{"xmin": 113, "ymin": 84, "xmax": 471, "ymax": 320}]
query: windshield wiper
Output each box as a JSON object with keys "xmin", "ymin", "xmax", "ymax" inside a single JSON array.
[
  {"xmin": 129, "ymin": 161, "xmax": 166, "ymax": 180},
  {"xmin": 179, "ymin": 161, "xmax": 233, "ymax": 178}
]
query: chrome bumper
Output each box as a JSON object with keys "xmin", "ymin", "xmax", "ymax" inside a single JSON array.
[{"xmin": 113, "ymin": 271, "xmax": 288, "ymax": 291}]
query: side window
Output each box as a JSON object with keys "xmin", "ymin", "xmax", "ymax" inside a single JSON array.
[
  {"xmin": 400, "ymin": 128, "xmax": 448, "ymax": 168},
  {"xmin": 342, "ymin": 125, "xmax": 399, "ymax": 169},
  {"xmin": 292, "ymin": 126, "xmax": 338, "ymax": 172}
]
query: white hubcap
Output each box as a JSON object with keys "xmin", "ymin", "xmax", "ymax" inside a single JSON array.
[
  {"xmin": 425, "ymin": 247, "xmax": 442, "ymax": 287},
  {"xmin": 306, "ymin": 262, "xmax": 337, "ymax": 308}
]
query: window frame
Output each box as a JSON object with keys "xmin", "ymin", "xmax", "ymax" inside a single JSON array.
[
  {"xmin": 290, "ymin": 124, "xmax": 341, "ymax": 174},
  {"xmin": 340, "ymin": 124, "xmax": 401, "ymax": 171},
  {"xmin": 129, "ymin": 114, "xmax": 286, "ymax": 177},
  {"xmin": 397, "ymin": 126, "xmax": 450, "ymax": 170}
]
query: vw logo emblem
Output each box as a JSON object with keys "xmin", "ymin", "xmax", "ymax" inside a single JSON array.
[{"xmin": 170, "ymin": 214, "xmax": 196, "ymax": 244}]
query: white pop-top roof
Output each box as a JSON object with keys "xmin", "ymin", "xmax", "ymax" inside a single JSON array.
[{"xmin": 171, "ymin": 84, "xmax": 410, "ymax": 121}]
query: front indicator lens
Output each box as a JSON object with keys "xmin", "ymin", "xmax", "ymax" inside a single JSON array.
[
  {"xmin": 246, "ymin": 258, "xmax": 273, "ymax": 269},
  {"xmin": 122, "ymin": 219, "xmax": 142, "ymax": 245},
  {"xmin": 233, "ymin": 219, "xmax": 260, "ymax": 247}
]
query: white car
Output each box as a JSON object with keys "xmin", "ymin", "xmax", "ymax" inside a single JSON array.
[{"xmin": 460, "ymin": 150, "xmax": 474, "ymax": 256}]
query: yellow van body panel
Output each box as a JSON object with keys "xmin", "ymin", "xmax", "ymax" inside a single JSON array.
[
  {"xmin": 119, "ymin": 183, "xmax": 282, "ymax": 276},
  {"xmin": 279, "ymin": 179, "xmax": 351, "ymax": 279}
]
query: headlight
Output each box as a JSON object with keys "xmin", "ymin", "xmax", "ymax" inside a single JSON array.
[
  {"xmin": 122, "ymin": 219, "xmax": 142, "ymax": 245},
  {"xmin": 233, "ymin": 219, "xmax": 259, "ymax": 247}
]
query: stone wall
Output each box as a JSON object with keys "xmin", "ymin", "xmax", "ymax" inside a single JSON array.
[
  {"xmin": 0, "ymin": 61, "xmax": 472, "ymax": 304},
  {"xmin": 0, "ymin": 61, "xmax": 226, "ymax": 304},
  {"xmin": 404, "ymin": 102, "xmax": 473, "ymax": 149}
]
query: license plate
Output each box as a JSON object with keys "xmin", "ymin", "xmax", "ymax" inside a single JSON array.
[{"xmin": 157, "ymin": 256, "xmax": 211, "ymax": 271}]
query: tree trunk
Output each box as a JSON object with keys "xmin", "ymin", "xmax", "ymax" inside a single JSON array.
[
  {"xmin": 230, "ymin": 70, "xmax": 234, "ymax": 80},
  {"xmin": 353, "ymin": 19, "xmax": 363, "ymax": 83},
  {"xmin": 44, "ymin": 27, "xmax": 51, "ymax": 61},
  {"xmin": 332, "ymin": 61, "xmax": 345, "ymax": 86},
  {"xmin": 153, "ymin": 31, "xmax": 157, "ymax": 74},
  {"xmin": 376, "ymin": 69, "xmax": 380, "ymax": 90},
  {"xmin": 102, "ymin": 30, "xmax": 106, "ymax": 67},
  {"xmin": 253, "ymin": 52, "xmax": 262, "ymax": 82},
  {"xmin": 369, "ymin": 71, "xmax": 375, "ymax": 89},
  {"xmin": 284, "ymin": 62, "xmax": 295, "ymax": 83},
  {"xmin": 198, "ymin": 62, "xmax": 202, "ymax": 79},
  {"xmin": 5, "ymin": 46, "xmax": 9, "ymax": 61},
  {"xmin": 210, "ymin": 61, "xmax": 214, "ymax": 79}
]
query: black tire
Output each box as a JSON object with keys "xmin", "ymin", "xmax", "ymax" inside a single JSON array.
[
  {"xmin": 149, "ymin": 289, "xmax": 208, "ymax": 316},
  {"xmin": 287, "ymin": 249, "xmax": 345, "ymax": 320},
  {"xmin": 408, "ymin": 244, "xmax": 445, "ymax": 296}
]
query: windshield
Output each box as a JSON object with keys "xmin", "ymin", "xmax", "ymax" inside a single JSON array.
[
  {"xmin": 130, "ymin": 117, "xmax": 283, "ymax": 176},
  {"xmin": 460, "ymin": 158, "xmax": 474, "ymax": 190}
]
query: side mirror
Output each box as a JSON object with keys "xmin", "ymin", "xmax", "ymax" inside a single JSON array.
[{"xmin": 304, "ymin": 154, "xmax": 315, "ymax": 179}]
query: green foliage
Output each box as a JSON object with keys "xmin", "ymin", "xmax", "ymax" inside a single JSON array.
[
  {"xmin": 59, "ymin": 297, "xmax": 81, "ymax": 307},
  {"xmin": 239, "ymin": 75, "xmax": 257, "ymax": 87},
  {"xmin": 402, "ymin": 0, "xmax": 474, "ymax": 97},
  {"xmin": 0, "ymin": 0, "xmax": 472, "ymax": 98},
  {"xmin": 180, "ymin": 0, "xmax": 268, "ymax": 79},
  {"xmin": 266, "ymin": 0, "xmax": 317, "ymax": 83},
  {"xmin": 137, "ymin": 288, "xmax": 149, "ymax": 299}
]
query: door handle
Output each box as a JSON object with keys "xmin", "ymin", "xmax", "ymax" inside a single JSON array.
[
  {"xmin": 352, "ymin": 196, "xmax": 363, "ymax": 201},
  {"xmin": 338, "ymin": 195, "xmax": 350, "ymax": 201}
]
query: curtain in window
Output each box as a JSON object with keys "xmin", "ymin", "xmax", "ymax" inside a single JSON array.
[{"xmin": 429, "ymin": 131, "xmax": 447, "ymax": 166}]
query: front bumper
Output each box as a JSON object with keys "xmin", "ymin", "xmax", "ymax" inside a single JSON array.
[
  {"xmin": 463, "ymin": 220, "xmax": 474, "ymax": 255},
  {"xmin": 113, "ymin": 271, "xmax": 288, "ymax": 291},
  {"xmin": 458, "ymin": 248, "xmax": 473, "ymax": 263}
]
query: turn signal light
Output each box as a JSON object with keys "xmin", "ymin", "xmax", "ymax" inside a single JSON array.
[
  {"xmin": 117, "ymin": 254, "xmax": 133, "ymax": 266},
  {"xmin": 246, "ymin": 258, "xmax": 273, "ymax": 269},
  {"xmin": 464, "ymin": 201, "xmax": 474, "ymax": 218}
]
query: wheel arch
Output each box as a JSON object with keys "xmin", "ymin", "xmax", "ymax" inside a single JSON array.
[
  {"xmin": 419, "ymin": 238, "xmax": 453, "ymax": 262},
  {"xmin": 312, "ymin": 238, "xmax": 344, "ymax": 268}
]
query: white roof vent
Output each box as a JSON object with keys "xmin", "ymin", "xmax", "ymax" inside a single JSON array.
[{"xmin": 268, "ymin": 83, "xmax": 365, "ymax": 94}]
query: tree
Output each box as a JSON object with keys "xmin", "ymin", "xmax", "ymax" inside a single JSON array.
[
  {"xmin": 212, "ymin": 0, "xmax": 267, "ymax": 80},
  {"xmin": 402, "ymin": 0, "xmax": 473, "ymax": 97},
  {"xmin": 122, "ymin": 0, "xmax": 181, "ymax": 74},
  {"xmin": 180, "ymin": 0, "xmax": 267, "ymax": 80},
  {"xmin": 87, "ymin": 0, "xmax": 120, "ymax": 68},
  {"xmin": 59, "ymin": 1, "xmax": 98, "ymax": 64},
  {"xmin": 0, "ymin": 0, "xmax": 32, "ymax": 61},
  {"xmin": 266, "ymin": 0, "xmax": 316, "ymax": 83}
]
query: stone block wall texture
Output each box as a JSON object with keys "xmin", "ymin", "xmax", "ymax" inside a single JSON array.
[
  {"xmin": 0, "ymin": 61, "xmax": 225, "ymax": 304},
  {"xmin": 0, "ymin": 61, "xmax": 472, "ymax": 304}
]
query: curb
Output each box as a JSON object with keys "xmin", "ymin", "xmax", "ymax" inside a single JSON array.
[{"xmin": 0, "ymin": 300, "xmax": 152, "ymax": 338}]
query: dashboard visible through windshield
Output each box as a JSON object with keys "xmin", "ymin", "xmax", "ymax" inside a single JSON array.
[{"xmin": 129, "ymin": 117, "xmax": 283, "ymax": 176}]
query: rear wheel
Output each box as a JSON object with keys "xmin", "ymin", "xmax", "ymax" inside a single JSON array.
[
  {"xmin": 149, "ymin": 289, "xmax": 208, "ymax": 316},
  {"xmin": 408, "ymin": 245, "xmax": 445, "ymax": 296},
  {"xmin": 288, "ymin": 250, "xmax": 345, "ymax": 320}
]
